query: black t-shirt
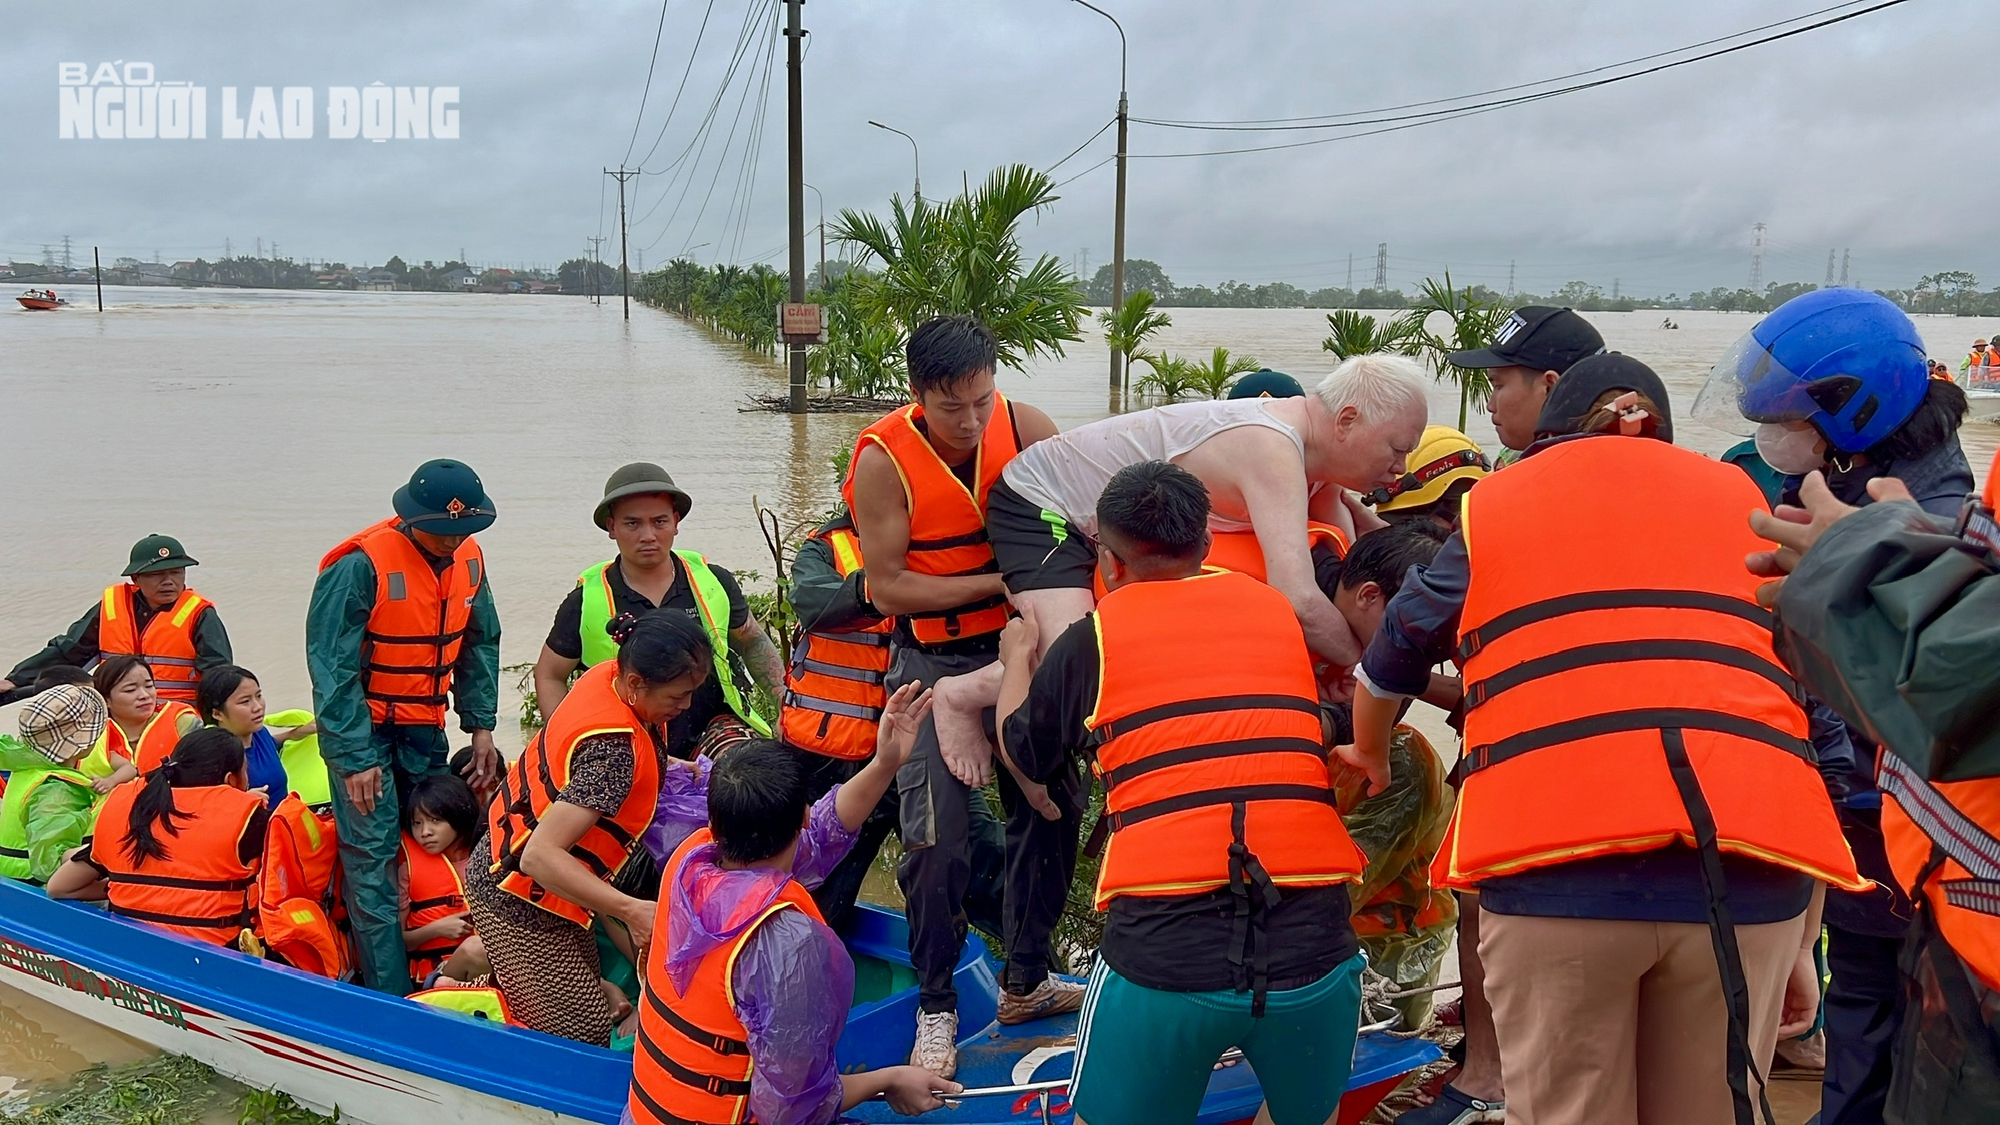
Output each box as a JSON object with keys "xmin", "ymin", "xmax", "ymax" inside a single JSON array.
[
  {"xmin": 1003, "ymin": 614, "xmax": 1359, "ymax": 992},
  {"xmin": 545, "ymin": 555, "xmax": 750, "ymax": 757}
]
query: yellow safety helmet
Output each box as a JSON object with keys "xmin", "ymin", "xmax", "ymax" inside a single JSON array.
[{"xmin": 1371, "ymin": 426, "xmax": 1491, "ymax": 512}]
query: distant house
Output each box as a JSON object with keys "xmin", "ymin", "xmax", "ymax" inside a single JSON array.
[
  {"xmin": 0, "ymin": 264, "xmax": 13, "ymax": 278},
  {"xmin": 359, "ymin": 268, "xmax": 401, "ymax": 292},
  {"xmin": 444, "ymin": 268, "xmax": 476, "ymax": 288}
]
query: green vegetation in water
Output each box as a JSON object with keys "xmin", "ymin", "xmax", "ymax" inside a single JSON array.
[{"xmin": 16, "ymin": 1054, "xmax": 335, "ymax": 1125}]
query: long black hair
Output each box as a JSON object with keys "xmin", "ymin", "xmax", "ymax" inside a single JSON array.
[
  {"xmin": 194, "ymin": 665, "xmax": 258, "ymax": 726},
  {"xmin": 123, "ymin": 728, "xmax": 245, "ymax": 866},
  {"xmin": 607, "ymin": 610, "xmax": 712, "ymax": 685},
  {"xmin": 405, "ymin": 772, "xmax": 480, "ymax": 845}
]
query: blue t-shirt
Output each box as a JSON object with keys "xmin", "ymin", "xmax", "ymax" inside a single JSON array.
[{"xmin": 245, "ymin": 727, "xmax": 288, "ymax": 810}]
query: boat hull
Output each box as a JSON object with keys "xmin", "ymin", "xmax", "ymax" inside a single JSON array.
[{"xmin": 16, "ymin": 297, "xmax": 59, "ymax": 310}]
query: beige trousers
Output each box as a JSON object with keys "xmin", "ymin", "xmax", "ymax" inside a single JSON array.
[{"xmin": 1478, "ymin": 908, "xmax": 1807, "ymax": 1125}]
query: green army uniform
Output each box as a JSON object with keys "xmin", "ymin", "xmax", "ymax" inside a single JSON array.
[{"xmin": 307, "ymin": 461, "xmax": 501, "ymax": 996}]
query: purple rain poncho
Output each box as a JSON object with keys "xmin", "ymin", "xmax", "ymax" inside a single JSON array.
[{"xmin": 629, "ymin": 757, "xmax": 860, "ymax": 1125}]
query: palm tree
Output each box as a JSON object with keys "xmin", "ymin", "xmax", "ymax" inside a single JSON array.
[
  {"xmin": 1410, "ymin": 273, "xmax": 1512, "ymax": 430},
  {"xmin": 1188, "ymin": 346, "xmax": 1261, "ymax": 399},
  {"xmin": 1134, "ymin": 352, "xmax": 1202, "ymax": 400},
  {"xmin": 1322, "ymin": 308, "xmax": 1424, "ymax": 360},
  {"xmin": 831, "ymin": 164, "xmax": 1087, "ymax": 370},
  {"xmin": 1099, "ymin": 290, "xmax": 1172, "ymax": 382}
]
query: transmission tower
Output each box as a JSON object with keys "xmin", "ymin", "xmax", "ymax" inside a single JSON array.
[
  {"xmin": 61, "ymin": 236, "xmax": 73, "ymax": 271},
  {"xmin": 1612, "ymin": 279, "xmax": 1621, "ymax": 301},
  {"xmin": 1839, "ymin": 250, "xmax": 1850, "ymax": 286},
  {"xmin": 1508, "ymin": 261, "xmax": 1516, "ymax": 297},
  {"xmin": 1373, "ymin": 243, "xmax": 1389, "ymax": 291},
  {"xmin": 1078, "ymin": 248, "xmax": 1091, "ymax": 284},
  {"xmin": 1749, "ymin": 223, "xmax": 1766, "ymax": 289},
  {"xmin": 1825, "ymin": 250, "xmax": 1837, "ymax": 288},
  {"xmin": 40, "ymin": 245, "xmax": 55, "ymax": 270},
  {"xmin": 1346, "ymin": 254, "xmax": 1353, "ymax": 291}
]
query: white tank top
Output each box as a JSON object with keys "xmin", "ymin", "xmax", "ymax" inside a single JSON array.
[{"xmin": 1001, "ymin": 399, "xmax": 1306, "ymax": 536}]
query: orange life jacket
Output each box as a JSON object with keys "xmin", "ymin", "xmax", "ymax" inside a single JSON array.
[
  {"xmin": 1877, "ymin": 752, "xmax": 2000, "ymax": 992},
  {"xmin": 780, "ymin": 517, "xmax": 893, "ymax": 760},
  {"xmin": 1092, "ymin": 522, "xmax": 1350, "ymax": 601},
  {"xmin": 95, "ymin": 782, "xmax": 262, "ymax": 946},
  {"xmin": 96, "ymin": 585, "xmax": 212, "ymax": 704},
  {"xmin": 256, "ymin": 794, "xmax": 351, "ymax": 978},
  {"xmin": 1437, "ymin": 437, "xmax": 1863, "ymax": 893},
  {"xmin": 318, "ymin": 518, "xmax": 485, "ymax": 727},
  {"xmin": 105, "ymin": 701, "xmax": 197, "ymax": 775},
  {"xmin": 1089, "ymin": 570, "xmax": 1364, "ymax": 909},
  {"xmin": 402, "ymin": 835, "xmax": 468, "ymax": 978},
  {"xmin": 628, "ymin": 828, "xmax": 826, "ymax": 1125},
  {"xmin": 842, "ymin": 394, "xmax": 1021, "ymax": 646},
  {"xmin": 488, "ymin": 662, "xmax": 662, "ymax": 927}
]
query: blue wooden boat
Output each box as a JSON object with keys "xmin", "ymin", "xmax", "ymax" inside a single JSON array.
[{"xmin": 0, "ymin": 878, "xmax": 1439, "ymax": 1123}]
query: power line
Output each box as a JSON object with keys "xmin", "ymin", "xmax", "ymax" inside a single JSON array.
[
  {"xmin": 622, "ymin": 0, "xmax": 674, "ymax": 166},
  {"xmin": 1139, "ymin": 0, "xmax": 1878, "ymax": 128},
  {"xmin": 634, "ymin": 0, "xmax": 721, "ymax": 170},
  {"xmin": 1126, "ymin": 0, "xmax": 1914, "ymax": 159},
  {"xmin": 1043, "ymin": 116, "xmax": 1117, "ymax": 175}
]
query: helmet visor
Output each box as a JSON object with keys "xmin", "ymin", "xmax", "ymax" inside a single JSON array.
[{"xmin": 1692, "ymin": 328, "xmax": 1824, "ymax": 438}]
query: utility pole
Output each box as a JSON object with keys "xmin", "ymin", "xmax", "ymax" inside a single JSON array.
[
  {"xmin": 1373, "ymin": 243, "xmax": 1389, "ymax": 291},
  {"xmin": 94, "ymin": 246, "xmax": 103, "ymax": 311},
  {"xmin": 606, "ymin": 166, "xmax": 639, "ymax": 320},
  {"xmin": 1346, "ymin": 253, "xmax": 1353, "ymax": 291},
  {"xmin": 1825, "ymin": 250, "xmax": 1837, "ymax": 288},
  {"xmin": 587, "ymin": 236, "xmax": 606, "ymax": 305},
  {"xmin": 1750, "ymin": 222, "xmax": 1766, "ymax": 290},
  {"xmin": 785, "ymin": 0, "xmax": 808, "ymax": 413},
  {"xmin": 1839, "ymin": 249, "xmax": 1850, "ymax": 286},
  {"xmin": 225, "ymin": 237, "xmax": 232, "ymax": 260},
  {"xmin": 803, "ymin": 183, "xmax": 827, "ymax": 290}
]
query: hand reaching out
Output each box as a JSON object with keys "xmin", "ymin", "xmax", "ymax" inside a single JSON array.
[{"xmin": 876, "ymin": 681, "xmax": 935, "ymax": 774}]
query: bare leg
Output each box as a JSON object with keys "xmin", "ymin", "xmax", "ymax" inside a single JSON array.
[
  {"xmin": 1454, "ymin": 892, "xmax": 1505, "ymax": 1102},
  {"xmin": 931, "ymin": 587, "xmax": 1094, "ymax": 785},
  {"xmin": 1012, "ymin": 587, "xmax": 1095, "ymax": 658}
]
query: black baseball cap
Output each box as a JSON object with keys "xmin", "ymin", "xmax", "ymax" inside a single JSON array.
[{"xmin": 1447, "ymin": 306, "xmax": 1605, "ymax": 374}]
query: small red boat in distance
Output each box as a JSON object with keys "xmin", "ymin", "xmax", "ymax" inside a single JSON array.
[{"xmin": 16, "ymin": 289, "xmax": 65, "ymax": 310}]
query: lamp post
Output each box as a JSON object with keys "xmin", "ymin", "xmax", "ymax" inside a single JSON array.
[
  {"xmin": 868, "ymin": 120, "xmax": 921, "ymax": 204},
  {"xmin": 1072, "ymin": 0, "xmax": 1127, "ymax": 396},
  {"xmin": 803, "ymin": 182, "xmax": 827, "ymax": 290}
]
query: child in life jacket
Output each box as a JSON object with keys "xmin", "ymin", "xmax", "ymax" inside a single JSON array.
[
  {"xmin": 49, "ymin": 729, "xmax": 266, "ymax": 949},
  {"xmin": 624, "ymin": 686, "xmax": 960, "ymax": 1125},
  {"xmin": 400, "ymin": 773, "xmax": 479, "ymax": 982}
]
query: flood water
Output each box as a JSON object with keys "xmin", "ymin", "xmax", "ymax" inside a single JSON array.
[{"xmin": 2, "ymin": 288, "xmax": 1997, "ymax": 1097}]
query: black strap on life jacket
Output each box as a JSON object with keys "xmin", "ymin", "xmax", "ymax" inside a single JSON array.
[
  {"xmin": 1099, "ymin": 736, "xmax": 1326, "ymax": 789},
  {"xmin": 1105, "ymin": 784, "xmax": 1336, "ymax": 833},
  {"xmin": 627, "ymin": 1069, "xmax": 739, "ymax": 1125},
  {"xmin": 1462, "ymin": 639, "xmax": 1804, "ymax": 713},
  {"xmin": 1661, "ymin": 728, "xmax": 1776, "ymax": 1125},
  {"xmin": 1457, "ymin": 589, "xmax": 1772, "ymax": 662},
  {"xmin": 408, "ymin": 893, "xmax": 463, "ymax": 913},
  {"xmin": 1094, "ymin": 694, "xmax": 1321, "ymax": 742},
  {"xmin": 1224, "ymin": 800, "xmax": 1283, "ymax": 1018},
  {"xmin": 636, "ymin": 1008, "xmax": 753, "ymax": 1098},
  {"xmin": 1461, "ymin": 708, "xmax": 1813, "ymax": 777},
  {"xmin": 109, "ymin": 903, "xmax": 255, "ymax": 929},
  {"xmin": 106, "ymin": 871, "xmax": 256, "ymax": 891},
  {"xmin": 644, "ymin": 983, "xmax": 749, "ymax": 1056}
]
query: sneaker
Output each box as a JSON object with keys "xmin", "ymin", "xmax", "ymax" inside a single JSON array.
[
  {"xmin": 996, "ymin": 976, "xmax": 1086, "ymax": 1025},
  {"xmin": 1395, "ymin": 1084, "xmax": 1505, "ymax": 1125},
  {"xmin": 911, "ymin": 1010, "xmax": 959, "ymax": 1078}
]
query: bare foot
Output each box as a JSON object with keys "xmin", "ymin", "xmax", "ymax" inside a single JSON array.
[
  {"xmin": 932, "ymin": 674, "xmax": 994, "ymax": 788},
  {"xmin": 600, "ymin": 978, "xmax": 635, "ymax": 1024}
]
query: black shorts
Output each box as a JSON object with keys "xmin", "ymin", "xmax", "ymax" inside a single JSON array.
[{"xmin": 986, "ymin": 479, "xmax": 1096, "ymax": 594}]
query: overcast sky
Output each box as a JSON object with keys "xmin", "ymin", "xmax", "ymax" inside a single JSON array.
[{"xmin": 4, "ymin": 0, "xmax": 1992, "ymax": 297}]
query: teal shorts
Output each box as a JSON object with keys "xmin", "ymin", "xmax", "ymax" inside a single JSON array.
[{"xmin": 1070, "ymin": 952, "xmax": 1365, "ymax": 1125}]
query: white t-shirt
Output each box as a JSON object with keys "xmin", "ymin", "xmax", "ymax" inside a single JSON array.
[{"xmin": 1000, "ymin": 399, "xmax": 1306, "ymax": 536}]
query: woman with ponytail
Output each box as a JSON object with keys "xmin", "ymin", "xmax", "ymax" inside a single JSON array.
[{"xmin": 49, "ymin": 728, "xmax": 268, "ymax": 949}]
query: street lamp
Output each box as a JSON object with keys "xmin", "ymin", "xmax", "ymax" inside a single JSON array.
[
  {"xmin": 868, "ymin": 120, "xmax": 922, "ymax": 204},
  {"xmin": 1072, "ymin": 0, "xmax": 1128, "ymax": 395},
  {"xmin": 803, "ymin": 182, "xmax": 828, "ymax": 289}
]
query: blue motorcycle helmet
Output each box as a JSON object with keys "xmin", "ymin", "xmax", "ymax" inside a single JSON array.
[{"xmin": 1692, "ymin": 288, "xmax": 1928, "ymax": 455}]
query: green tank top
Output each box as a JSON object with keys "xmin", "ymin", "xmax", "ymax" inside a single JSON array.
[{"xmin": 575, "ymin": 551, "xmax": 771, "ymax": 736}]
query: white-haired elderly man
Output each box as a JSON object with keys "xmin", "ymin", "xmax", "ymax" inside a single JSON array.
[{"xmin": 892, "ymin": 353, "xmax": 1431, "ymax": 1045}]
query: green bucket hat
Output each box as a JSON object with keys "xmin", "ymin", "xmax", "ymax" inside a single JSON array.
[
  {"xmin": 394, "ymin": 459, "xmax": 497, "ymax": 534},
  {"xmin": 594, "ymin": 462, "xmax": 693, "ymax": 530},
  {"xmin": 123, "ymin": 534, "xmax": 200, "ymax": 576}
]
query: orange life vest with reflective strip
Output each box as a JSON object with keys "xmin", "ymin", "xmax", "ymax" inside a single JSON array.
[
  {"xmin": 402, "ymin": 835, "xmax": 467, "ymax": 977},
  {"xmin": 628, "ymin": 828, "xmax": 825, "ymax": 1125},
  {"xmin": 842, "ymin": 394, "xmax": 1021, "ymax": 645},
  {"xmin": 1437, "ymin": 437, "xmax": 1863, "ymax": 892},
  {"xmin": 1877, "ymin": 752, "xmax": 2000, "ymax": 992},
  {"xmin": 104, "ymin": 701, "xmax": 197, "ymax": 775},
  {"xmin": 1089, "ymin": 570, "xmax": 1364, "ymax": 910},
  {"xmin": 95, "ymin": 782, "xmax": 262, "ymax": 946},
  {"xmin": 318, "ymin": 519, "xmax": 485, "ymax": 728},
  {"xmin": 780, "ymin": 518, "xmax": 893, "ymax": 760},
  {"xmin": 1093, "ymin": 522, "xmax": 1350, "ymax": 600},
  {"xmin": 488, "ymin": 662, "xmax": 662, "ymax": 927},
  {"xmin": 256, "ymin": 794, "xmax": 350, "ymax": 978},
  {"xmin": 97, "ymin": 585, "xmax": 211, "ymax": 703}
]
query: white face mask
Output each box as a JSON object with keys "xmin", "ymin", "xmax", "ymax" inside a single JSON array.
[{"xmin": 1755, "ymin": 421, "xmax": 1828, "ymax": 476}]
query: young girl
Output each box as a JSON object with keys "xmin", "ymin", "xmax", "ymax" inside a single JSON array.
[
  {"xmin": 85, "ymin": 656, "xmax": 200, "ymax": 790},
  {"xmin": 49, "ymin": 729, "xmax": 267, "ymax": 949},
  {"xmin": 195, "ymin": 665, "xmax": 307, "ymax": 809},
  {"xmin": 401, "ymin": 773, "xmax": 478, "ymax": 982}
]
